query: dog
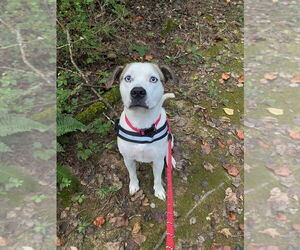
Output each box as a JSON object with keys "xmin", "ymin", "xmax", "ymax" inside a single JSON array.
[{"xmin": 106, "ymin": 62, "xmax": 178, "ymax": 200}]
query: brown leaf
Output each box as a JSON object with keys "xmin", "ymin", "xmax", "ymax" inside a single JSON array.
[
  {"xmin": 134, "ymin": 16, "xmax": 143, "ymax": 21},
  {"xmin": 219, "ymin": 228, "xmax": 232, "ymax": 238},
  {"xmin": 145, "ymin": 55, "xmax": 153, "ymax": 61},
  {"xmin": 235, "ymin": 129, "xmax": 244, "ymax": 139},
  {"xmin": 0, "ymin": 237, "xmax": 8, "ymax": 247},
  {"xmin": 228, "ymin": 213, "xmax": 237, "ymax": 221},
  {"xmin": 56, "ymin": 237, "xmax": 64, "ymax": 246},
  {"xmin": 276, "ymin": 212, "xmax": 287, "ymax": 221},
  {"xmin": 289, "ymin": 131, "xmax": 300, "ymax": 139},
  {"xmin": 203, "ymin": 162, "xmax": 214, "ymax": 173},
  {"xmin": 274, "ymin": 166, "xmax": 293, "ymax": 177},
  {"xmin": 223, "ymin": 164, "xmax": 239, "ymax": 177},
  {"xmin": 290, "ymin": 75, "xmax": 300, "ymax": 83},
  {"xmin": 132, "ymin": 222, "xmax": 141, "ymax": 235},
  {"xmin": 238, "ymin": 75, "xmax": 244, "ymax": 83},
  {"xmin": 109, "ymin": 215, "xmax": 128, "ymax": 228},
  {"xmin": 212, "ymin": 243, "xmax": 231, "ymax": 250},
  {"xmin": 264, "ymin": 73, "xmax": 278, "ymax": 80},
  {"xmin": 259, "ymin": 228, "xmax": 280, "ymax": 238},
  {"xmin": 292, "ymin": 223, "xmax": 300, "ymax": 232},
  {"xmin": 221, "ymin": 73, "xmax": 231, "ymax": 80},
  {"xmin": 132, "ymin": 233, "xmax": 146, "ymax": 246},
  {"xmin": 93, "ymin": 216, "xmax": 105, "ymax": 227},
  {"xmin": 218, "ymin": 140, "xmax": 226, "ymax": 148},
  {"xmin": 239, "ymin": 223, "xmax": 244, "ymax": 231},
  {"xmin": 201, "ymin": 142, "xmax": 211, "ymax": 155}
]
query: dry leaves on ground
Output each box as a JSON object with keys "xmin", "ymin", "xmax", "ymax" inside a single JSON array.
[
  {"xmin": 104, "ymin": 241, "xmax": 123, "ymax": 250},
  {"xmin": 0, "ymin": 237, "xmax": 8, "ymax": 247},
  {"xmin": 223, "ymin": 164, "xmax": 239, "ymax": 177},
  {"xmin": 145, "ymin": 55, "xmax": 153, "ymax": 61},
  {"xmin": 235, "ymin": 129, "xmax": 244, "ymax": 139},
  {"xmin": 212, "ymin": 243, "xmax": 231, "ymax": 250},
  {"xmin": 93, "ymin": 216, "xmax": 105, "ymax": 227},
  {"xmin": 223, "ymin": 108, "xmax": 234, "ymax": 115},
  {"xmin": 203, "ymin": 162, "xmax": 214, "ymax": 173},
  {"xmin": 238, "ymin": 75, "xmax": 244, "ymax": 83},
  {"xmin": 264, "ymin": 73, "xmax": 278, "ymax": 80},
  {"xmin": 219, "ymin": 228, "xmax": 232, "ymax": 238},
  {"xmin": 222, "ymin": 73, "xmax": 231, "ymax": 80},
  {"xmin": 289, "ymin": 131, "xmax": 300, "ymax": 139},
  {"xmin": 109, "ymin": 215, "xmax": 128, "ymax": 228},
  {"xmin": 132, "ymin": 222, "xmax": 141, "ymax": 235},
  {"xmin": 259, "ymin": 228, "xmax": 280, "ymax": 238},
  {"xmin": 267, "ymin": 108, "xmax": 283, "ymax": 115},
  {"xmin": 290, "ymin": 75, "xmax": 300, "ymax": 83}
]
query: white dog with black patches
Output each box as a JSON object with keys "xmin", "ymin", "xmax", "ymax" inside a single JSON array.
[{"xmin": 106, "ymin": 62, "xmax": 178, "ymax": 200}]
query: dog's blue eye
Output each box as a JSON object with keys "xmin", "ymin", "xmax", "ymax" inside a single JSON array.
[
  {"xmin": 124, "ymin": 75, "xmax": 132, "ymax": 82},
  {"xmin": 150, "ymin": 76, "xmax": 158, "ymax": 83}
]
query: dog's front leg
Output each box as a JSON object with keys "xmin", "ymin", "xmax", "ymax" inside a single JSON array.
[
  {"xmin": 153, "ymin": 158, "xmax": 166, "ymax": 200},
  {"xmin": 123, "ymin": 157, "xmax": 140, "ymax": 195}
]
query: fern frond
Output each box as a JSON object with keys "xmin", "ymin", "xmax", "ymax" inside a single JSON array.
[
  {"xmin": 57, "ymin": 142, "xmax": 64, "ymax": 152},
  {"xmin": 0, "ymin": 114, "xmax": 47, "ymax": 137},
  {"xmin": 57, "ymin": 114, "xmax": 86, "ymax": 137},
  {"xmin": 0, "ymin": 141, "xmax": 12, "ymax": 152}
]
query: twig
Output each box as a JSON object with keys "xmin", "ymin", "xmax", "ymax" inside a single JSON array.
[
  {"xmin": 91, "ymin": 87, "xmax": 118, "ymax": 117},
  {"xmin": 153, "ymin": 231, "xmax": 166, "ymax": 250},
  {"xmin": 186, "ymin": 182, "xmax": 225, "ymax": 218}
]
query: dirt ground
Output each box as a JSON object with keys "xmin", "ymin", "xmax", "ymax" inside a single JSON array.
[{"xmin": 57, "ymin": 0, "xmax": 244, "ymax": 249}]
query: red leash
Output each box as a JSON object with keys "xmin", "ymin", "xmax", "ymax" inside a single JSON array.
[{"xmin": 166, "ymin": 118, "xmax": 175, "ymax": 249}]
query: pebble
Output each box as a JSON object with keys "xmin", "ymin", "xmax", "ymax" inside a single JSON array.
[
  {"xmin": 150, "ymin": 203, "xmax": 155, "ymax": 208},
  {"xmin": 201, "ymin": 181, "xmax": 208, "ymax": 187},
  {"xmin": 189, "ymin": 217, "xmax": 197, "ymax": 225}
]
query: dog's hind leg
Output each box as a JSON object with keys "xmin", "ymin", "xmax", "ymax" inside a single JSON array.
[
  {"xmin": 123, "ymin": 157, "xmax": 140, "ymax": 195},
  {"xmin": 153, "ymin": 158, "xmax": 166, "ymax": 200}
]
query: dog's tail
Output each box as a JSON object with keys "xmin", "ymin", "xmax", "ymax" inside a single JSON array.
[{"xmin": 160, "ymin": 93, "xmax": 175, "ymax": 107}]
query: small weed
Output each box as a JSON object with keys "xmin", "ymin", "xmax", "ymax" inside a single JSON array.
[
  {"xmin": 89, "ymin": 119, "xmax": 112, "ymax": 136},
  {"xmin": 128, "ymin": 44, "xmax": 150, "ymax": 57},
  {"xmin": 97, "ymin": 186, "xmax": 119, "ymax": 198},
  {"xmin": 73, "ymin": 194, "xmax": 86, "ymax": 204},
  {"xmin": 77, "ymin": 221, "xmax": 91, "ymax": 234},
  {"xmin": 27, "ymin": 195, "xmax": 47, "ymax": 203},
  {"xmin": 33, "ymin": 221, "xmax": 52, "ymax": 234},
  {"xmin": 5, "ymin": 177, "xmax": 23, "ymax": 191},
  {"xmin": 60, "ymin": 177, "xmax": 71, "ymax": 191}
]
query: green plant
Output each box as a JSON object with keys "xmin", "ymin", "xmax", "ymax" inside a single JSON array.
[
  {"xmin": 97, "ymin": 186, "xmax": 119, "ymax": 198},
  {"xmin": 57, "ymin": 113, "xmax": 87, "ymax": 152},
  {"xmin": 5, "ymin": 177, "xmax": 23, "ymax": 191},
  {"xmin": 60, "ymin": 177, "xmax": 72, "ymax": 191},
  {"xmin": 89, "ymin": 119, "xmax": 112, "ymax": 136},
  {"xmin": 27, "ymin": 194, "xmax": 47, "ymax": 203},
  {"xmin": 77, "ymin": 221, "xmax": 90, "ymax": 234},
  {"xmin": 0, "ymin": 114, "xmax": 47, "ymax": 152},
  {"xmin": 76, "ymin": 140, "xmax": 100, "ymax": 160},
  {"xmin": 73, "ymin": 194, "xmax": 86, "ymax": 203},
  {"xmin": 128, "ymin": 44, "xmax": 150, "ymax": 57},
  {"xmin": 33, "ymin": 221, "xmax": 52, "ymax": 234}
]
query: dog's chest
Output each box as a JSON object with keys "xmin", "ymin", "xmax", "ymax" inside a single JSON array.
[{"xmin": 117, "ymin": 137, "xmax": 167, "ymax": 163}]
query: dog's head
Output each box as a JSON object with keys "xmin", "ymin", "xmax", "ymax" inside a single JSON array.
[{"xmin": 106, "ymin": 63, "xmax": 178, "ymax": 109}]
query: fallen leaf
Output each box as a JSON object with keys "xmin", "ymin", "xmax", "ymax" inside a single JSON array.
[
  {"xmin": 145, "ymin": 55, "xmax": 153, "ymax": 61},
  {"xmin": 292, "ymin": 223, "xmax": 300, "ymax": 232},
  {"xmin": 203, "ymin": 162, "xmax": 214, "ymax": 173},
  {"xmin": 235, "ymin": 129, "xmax": 244, "ymax": 139},
  {"xmin": 218, "ymin": 141, "xmax": 226, "ymax": 148},
  {"xmin": 201, "ymin": 142, "xmax": 211, "ymax": 155},
  {"xmin": 238, "ymin": 75, "xmax": 244, "ymax": 83},
  {"xmin": 223, "ymin": 108, "xmax": 234, "ymax": 115},
  {"xmin": 0, "ymin": 237, "xmax": 8, "ymax": 247},
  {"xmin": 93, "ymin": 216, "xmax": 105, "ymax": 227},
  {"xmin": 221, "ymin": 73, "xmax": 231, "ymax": 80},
  {"xmin": 267, "ymin": 108, "xmax": 283, "ymax": 115},
  {"xmin": 274, "ymin": 166, "xmax": 293, "ymax": 177},
  {"xmin": 109, "ymin": 215, "xmax": 128, "ymax": 227},
  {"xmin": 258, "ymin": 141, "xmax": 270, "ymax": 148},
  {"xmin": 104, "ymin": 241, "xmax": 123, "ymax": 250},
  {"xmin": 219, "ymin": 228, "xmax": 232, "ymax": 238},
  {"xmin": 239, "ymin": 224, "xmax": 244, "ymax": 231},
  {"xmin": 264, "ymin": 73, "xmax": 278, "ymax": 80},
  {"xmin": 132, "ymin": 233, "xmax": 146, "ymax": 246},
  {"xmin": 259, "ymin": 228, "xmax": 280, "ymax": 238},
  {"xmin": 223, "ymin": 164, "xmax": 239, "ymax": 177},
  {"xmin": 134, "ymin": 16, "xmax": 143, "ymax": 21},
  {"xmin": 276, "ymin": 212, "xmax": 287, "ymax": 221},
  {"xmin": 290, "ymin": 76, "xmax": 300, "ymax": 83},
  {"xmin": 56, "ymin": 237, "xmax": 64, "ymax": 246},
  {"xmin": 132, "ymin": 222, "xmax": 141, "ymax": 235},
  {"xmin": 289, "ymin": 131, "xmax": 300, "ymax": 139},
  {"xmin": 212, "ymin": 243, "xmax": 231, "ymax": 250}
]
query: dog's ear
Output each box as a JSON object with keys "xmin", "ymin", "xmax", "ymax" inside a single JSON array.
[
  {"xmin": 160, "ymin": 65, "xmax": 179, "ymax": 85},
  {"xmin": 105, "ymin": 66, "xmax": 124, "ymax": 89}
]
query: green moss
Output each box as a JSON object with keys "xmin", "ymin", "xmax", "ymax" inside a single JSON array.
[
  {"xmin": 76, "ymin": 87, "xmax": 121, "ymax": 124},
  {"xmin": 162, "ymin": 18, "xmax": 175, "ymax": 36},
  {"xmin": 30, "ymin": 105, "xmax": 56, "ymax": 124}
]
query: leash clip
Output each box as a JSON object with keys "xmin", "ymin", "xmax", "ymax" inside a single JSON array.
[{"xmin": 140, "ymin": 124, "xmax": 156, "ymax": 137}]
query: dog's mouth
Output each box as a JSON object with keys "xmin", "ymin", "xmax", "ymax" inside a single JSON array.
[{"xmin": 129, "ymin": 100, "xmax": 148, "ymax": 109}]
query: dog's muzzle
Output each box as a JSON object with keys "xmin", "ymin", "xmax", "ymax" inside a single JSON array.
[{"xmin": 129, "ymin": 87, "xmax": 148, "ymax": 108}]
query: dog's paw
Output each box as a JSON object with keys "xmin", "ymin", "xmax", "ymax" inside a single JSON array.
[
  {"xmin": 129, "ymin": 181, "xmax": 140, "ymax": 195},
  {"xmin": 154, "ymin": 185, "xmax": 166, "ymax": 200}
]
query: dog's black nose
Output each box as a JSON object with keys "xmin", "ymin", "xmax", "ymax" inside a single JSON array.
[{"xmin": 130, "ymin": 87, "xmax": 146, "ymax": 99}]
